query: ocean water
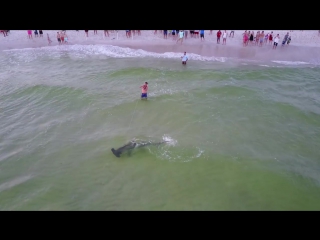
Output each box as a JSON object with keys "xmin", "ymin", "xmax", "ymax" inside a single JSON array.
[{"xmin": 1, "ymin": 44, "xmax": 320, "ymax": 210}]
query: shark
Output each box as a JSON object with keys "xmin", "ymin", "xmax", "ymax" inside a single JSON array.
[{"xmin": 111, "ymin": 139, "xmax": 168, "ymax": 157}]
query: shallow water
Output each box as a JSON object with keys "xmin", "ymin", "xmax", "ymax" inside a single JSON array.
[{"xmin": 1, "ymin": 45, "xmax": 320, "ymax": 210}]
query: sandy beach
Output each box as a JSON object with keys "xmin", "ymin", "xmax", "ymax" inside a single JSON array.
[{"xmin": 1, "ymin": 30, "xmax": 320, "ymax": 62}]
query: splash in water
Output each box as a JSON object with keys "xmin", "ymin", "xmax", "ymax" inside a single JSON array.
[{"xmin": 162, "ymin": 134, "xmax": 177, "ymax": 146}]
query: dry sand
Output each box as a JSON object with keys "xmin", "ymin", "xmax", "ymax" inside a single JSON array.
[{"xmin": 1, "ymin": 30, "xmax": 320, "ymax": 62}]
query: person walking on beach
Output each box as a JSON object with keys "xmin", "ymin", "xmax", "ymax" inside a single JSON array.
[
  {"xmin": 104, "ymin": 30, "xmax": 109, "ymax": 37},
  {"xmin": 229, "ymin": 31, "xmax": 234, "ymax": 38},
  {"xmin": 273, "ymin": 34, "xmax": 280, "ymax": 49},
  {"xmin": 47, "ymin": 33, "xmax": 52, "ymax": 45},
  {"xmin": 34, "ymin": 30, "xmax": 38, "ymax": 38},
  {"xmin": 177, "ymin": 30, "xmax": 184, "ymax": 44},
  {"xmin": 39, "ymin": 30, "xmax": 43, "ymax": 37},
  {"xmin": 200, "ymin": 30, "xmax": 205, "ymax": 41},
  {"xmin": 181, "ymin": 52, "xmax": 188, "ymax": 65},
  {"xmin": 140, "ymin": 82, "xmax": 148, "ymax": 100},
  {"xmin": 217, "ymin": 30, "xmax": 222, "ymax": 44},
  {"xmin": 85, "ymin": 30, "xmax": 89, "ymax": 37}
]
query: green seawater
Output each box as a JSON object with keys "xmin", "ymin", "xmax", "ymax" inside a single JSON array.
[{"xmin": 0, "ymin": 46, "xmax": 320, "ymax": 210}]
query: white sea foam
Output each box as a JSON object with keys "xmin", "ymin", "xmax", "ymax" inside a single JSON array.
[
  {"xmin": 162, "ymin": 134, "xmax": 177, "ymax": 146},
  {"xmin": 4, "ymin": 44, "xmax": 228, "ymax": 63},
  {"xmin": 272, "ymin": 60, "xmax": 310, "ymax": 65},
  {"xmin": 259, "ymin": 65, "xmax": 270, "ymax": 67}
]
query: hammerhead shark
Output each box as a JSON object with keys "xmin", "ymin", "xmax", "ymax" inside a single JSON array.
[{"xmin": 111, "ymin": 140, "xmax": 168, "ymax": 157}]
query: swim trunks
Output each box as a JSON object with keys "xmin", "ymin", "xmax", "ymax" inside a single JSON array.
[{"xmin": 141, "ymin": 93, "xmax": 147, "ymax": 98}]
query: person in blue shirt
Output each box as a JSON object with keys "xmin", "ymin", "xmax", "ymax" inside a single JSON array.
[
  {"xmin": 200, "ymin": 30, "xmax": 205, "ymax": 41},
  {"xmin": 181, "ymin": 52, "xmax": 188, "ymax": 65}
]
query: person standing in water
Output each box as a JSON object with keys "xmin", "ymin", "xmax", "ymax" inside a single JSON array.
[
  {"xmin": 181, "ymin": 51, "xmax": 188, "ymax": 65},
  {"xmin": 140, "ymin": 82, "xmax": 148, "ymax": 99}
]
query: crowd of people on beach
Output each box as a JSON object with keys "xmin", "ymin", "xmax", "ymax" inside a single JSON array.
[
  {"xmin": 155, "ymin": 30, "xmax": 292, "ymax": 49},
  {"xmin": 27, "ymin": 30, "xmax": 44, "ymax": 39},
  {"xmin": 242, "ymin": 30, "xmax": 291, "ymax": 49},
  {"xmin": 0, "ymin": 30, "xmax": 309, "ymax": 50},
  {"xmin": 22, "ymin": 30, "xmax": 69, "ymax": 45},
  {"xmin": 56, "ymin": 31, "xmax": 68, "ymax": 45}
]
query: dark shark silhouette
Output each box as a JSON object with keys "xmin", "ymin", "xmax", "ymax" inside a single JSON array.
[{"xmin": 111, "ymin": 140, "xmax": 168, "ymax": 157}]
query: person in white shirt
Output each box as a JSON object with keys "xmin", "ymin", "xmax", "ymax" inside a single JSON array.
[
  {"xmin": 181, "ymin": 52, "xmax": 188, "ymax": 65},
  {"xmin": 222, "ymin": 30, "xmax": 228, "ymax": 45},
  {"xmin": 176, "ymin": 30, "xmax": 184, "ymax": 44},
  {"xmin": 273, "ymin": 34, "xmax": 280, "ymax": 49}
]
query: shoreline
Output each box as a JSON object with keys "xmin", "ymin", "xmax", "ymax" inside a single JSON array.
[{"xmin": 2, "ymin": 30, "xmax": 320, "ymax": 63}]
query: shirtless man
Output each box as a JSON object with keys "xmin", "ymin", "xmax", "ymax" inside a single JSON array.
[{"xmin": 140, "ymin": 82, "xmax": 148, "ymax": 99}]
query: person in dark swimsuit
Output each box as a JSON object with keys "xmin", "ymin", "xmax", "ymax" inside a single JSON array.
[
  {"xmin": 34, "ymin": 30, "xmax": 38, "ymax": 37},
  {"xmin": 249, "ymin": 33, "xmax": 254, "ymax": 43}
]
